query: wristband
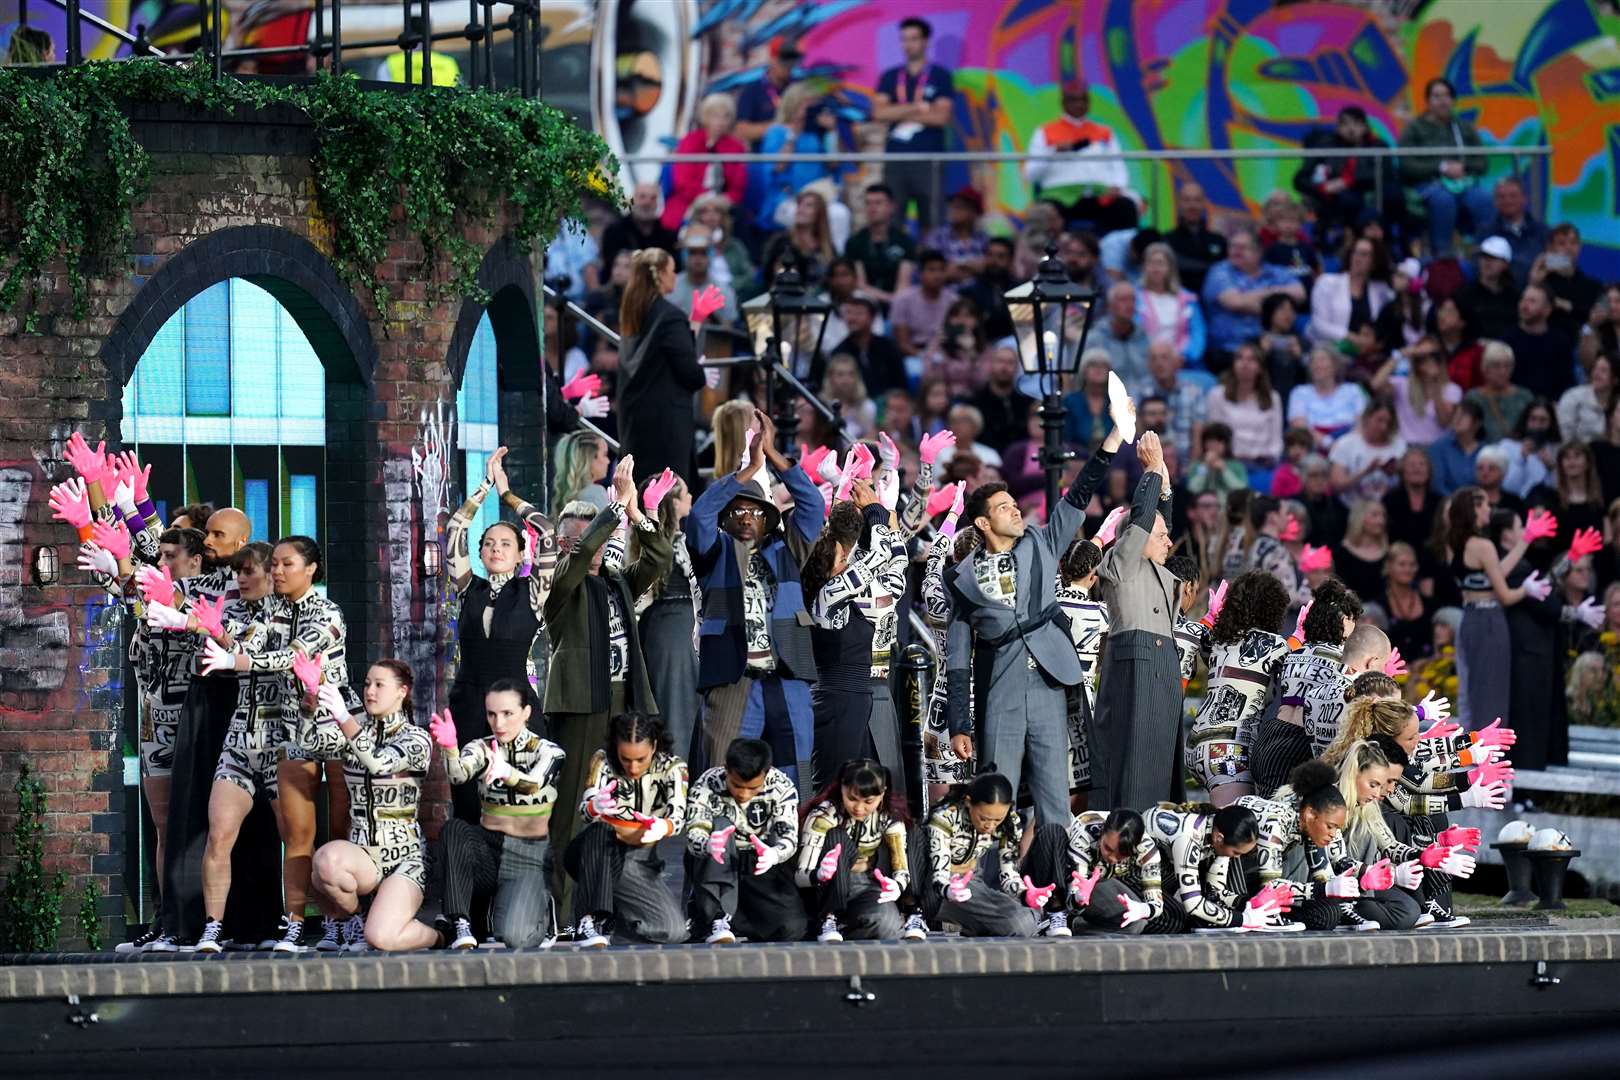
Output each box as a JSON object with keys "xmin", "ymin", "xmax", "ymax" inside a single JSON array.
[
  {"xmin": 135, "ymin": 496, "xmax": 158, "ymax": 524},
  {"xmin": 1414, "ymin": 705, "xmax": 1425, "ymax": 723}
]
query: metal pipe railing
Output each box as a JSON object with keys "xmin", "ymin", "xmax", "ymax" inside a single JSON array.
[{"xmin": 620, "ymin": 145, "xmax": 1549, "ymax": 165}]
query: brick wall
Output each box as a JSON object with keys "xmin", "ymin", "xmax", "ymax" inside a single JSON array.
[{"xmin": 0, "ymin": 102, "xmax": 545, "ymax": 947}]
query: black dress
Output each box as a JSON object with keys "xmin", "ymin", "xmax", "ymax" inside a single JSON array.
[
  {"xmin": 618, "ymin": 295, "xmax": 705, "ymax": 484},
  {"xmin": 1332, "ymin": 545, "xmax": 1385, "ymax": 605},
  {"xmin": 448, "ymin": 578, "xmax": 543, "ymax": 823},
  {"xmin": 1382, "ymin": 487, "xmax": 1441, "ymax": 551},
  {"xmin": 1502, "ymin": 563, "xmax": 1569, "ymax": 770},
  {"xmin": 1377, "ymin": 588, "xmax": 1435, "ymax": 663}
]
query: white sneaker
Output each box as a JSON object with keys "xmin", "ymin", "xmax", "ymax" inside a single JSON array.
[
  {"xmin": 1413, "ymin": 912, "xmax": 1436, "ymax": 929},
  {"xmin": 116, "ymin": 925, "xmax": 165, "ymax": 954},
  {"xmin": 817, "ymin": 915, "xmax": 844, "ymax": 943},
  {"xmin": 448, "ymin": 917, "xmax": 477, "ymax": 950},
  {"xmin": 271, "ymin": 917, "xmax": 306, "ymax": 954},
  {"xmin": 1044, "ymin": 911, "xmax": 1072, "ymax": 938},
  {"xmin": 1255, "ymin": 914, "xmax": 1306, "ymax": 933},
  {"xmin": 902, "ymin": 913, "xmax": 928, "ymax": 941},
  {"xmin": 576, "ymin": 915, "xmax": 609, "ymax": 949},
  {"xmin": 705, "ymin": 915, "xmax": 736, "ymax": 944},
  {"xmin": 341, "ymin": 914, "xmax": 367, "ymax": 953},
  {"xmin": 145, "ymin": 932, "xmax": 179, "ymax": 953},
  {"xmin": 313, "ymin": 917, "xmax": 343, "ymax": 952},
  {"xmin": 194, "ymin": 919, "xmax": 226, "ymax": 954}
]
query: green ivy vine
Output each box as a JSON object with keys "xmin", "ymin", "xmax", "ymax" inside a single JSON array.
[{"xmin": 0, "ymin": 59, "xmax": 618, "ymax": 328}]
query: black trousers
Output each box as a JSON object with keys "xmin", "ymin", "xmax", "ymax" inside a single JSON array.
[
  {"xmin": 1251, "ymin": 717, "xmax": 1312, "ymax": 800},
  {"xmin": 1057, "ymin": 193, "xmax": 1140, "ymax": 235},
  {"xmin": 687, "ymin": 818, "xmax": 809, "ymax": 942},
  {"xmin": 447, "ymin": 683, "xmax": 491, "ymax": 826},
  {"xmin": 564, "ymin": 822, "xmax": 687, "ymax": 944}
]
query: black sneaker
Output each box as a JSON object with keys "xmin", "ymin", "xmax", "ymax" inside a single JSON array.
[
  {"xmin": 115, "ymin": 925, "xmax": 165, "ymax": 954},
  {"xmin": 1334, "ymin": 904, "xmax": 1381, "ymax": 932},
  {"xmin": 272, "ymin": 916, "xmax": 307, "ymax": 954},
  {"xmin": 1419, "ymin": 898, "xmax": 1471, "ymax": 929},
  {"xmin": 313, "ymin": 918, "xmax": 343, "ymax": 953},
  {"xmin": 195, "ymin": 919, "xmax": 226, "ymax": 954}
]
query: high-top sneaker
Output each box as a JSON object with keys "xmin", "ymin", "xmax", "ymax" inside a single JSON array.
[
  {"xmin": 115, "ymin": 925, "xmax": 165, "ymax": 954},
  {"xmin": 902, "ymin": 913, "xmax": 928, "ymax": 941},
  {"xmin": 1334, "ymin": 903, "xmax": 1381, "ymax": 931},
  {"xmin": 1044, "ymin": 911, "xmax": 1072, "ymax": 938},
  {"xmin": 313, "ymin": 917, "xmax": 343, "ymax": 952},
  {"xmin": 342, "ymin": 914, "xmax": 367, "ymax": 953},
  {"xmin": 448, "ymin": 917, "xmax": 477, "ymax": 950},
  {"xmin": 1419, "ymin": 898, "xmax": 1471, "ymax": 929},
  {"xmin": 816, "ymin": 915, "xmax": 844, "ymax": 943},
  {"xmin": 705, "ymin": 914, "xmax": 736, "ymax": 944},
  {"xmin": 145, "ymin": 932, "xmax": 180, "ymax": 953},
  {"xmin": 271, "ymin": 916, "xmax": 307, "ymax": 954},
  {"xmin": 575, "ymin": 914, "xmax": 609, "ymax": 949},
  {"xmin": 194, "ymin": 919, "xmax": 226, "ymax": 954}
]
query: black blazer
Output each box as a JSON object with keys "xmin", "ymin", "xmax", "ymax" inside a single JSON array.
[{"xmin": 619, "ymin": 296, "xmax": 705, "ymax": 483}]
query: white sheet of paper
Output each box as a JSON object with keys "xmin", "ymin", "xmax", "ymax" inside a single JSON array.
[{"xmin": 1107, "ymin": 371, "xmax": 1135, "ymax": 444}]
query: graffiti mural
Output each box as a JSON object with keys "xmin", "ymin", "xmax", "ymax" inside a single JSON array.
[{"xmin": 0, "ymin": 464, "xmax": 71, "ymax": 705}]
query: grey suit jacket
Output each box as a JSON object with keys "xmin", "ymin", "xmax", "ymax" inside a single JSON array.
[
  {"xmin": 1099, "ymin": 470, "xmax": 1181, "ymax": 638},
  {"xmin": 944, "ymin": 447, "xmax": 1115, "ymax": 735}
]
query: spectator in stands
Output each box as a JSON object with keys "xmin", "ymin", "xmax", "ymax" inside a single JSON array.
[
  {"xmin": 670, "ymin": 227, "xmax": 739, "ymax": 328},
  {"xmin": 1431, "ymin": 399, "xmax": 1487, "ymax": 496},
  {"xmin": 1329, "ymin": 400, "xmax": 1406, "ymax": 506},
  {"xmin": 1458, "ymin": 236, "xmax": 1522, "ymax": 343},
  {"xmin": 1382, "ymin": 447, "xmax": 1441, "ymax": 549},
  {"xmin": 825, "ymin": 292, "xmax": 907, "ymax": 398},
  {"xmin": 1308, "ymin": 235, "xmax": 1392, "ymax": 346},
  {"xmin": 756, "ymin": 86, "xmax": 856, "ymax": 244},
  {"xmin": 969, "ymin": 342, "xmax": 1036, "ymax": 452},
  {"xmin": 1287, "ymin": 345, "xmax": 1367, "ymax": 447},
  {"xmin": 1399, "ymin": 77, "xmax": 1495, "ymax": 257},
  {"xmin": 916, "ymin": 374, "xmax": 952, "ymax": 436},
  {"xmin": 1269, "ymin": 427, "xmax": 1317, "ymax": 498},
  {"xmin": 684, "ymin": 195, "xmax": 755, "ymax": 296},
  {"xmin": 1374, "ymin": 337, "xmax": 1460, "ymax": 447},
  {"xmin": 1580, "ymin": 284, "xmax": 1620, "ymax": 370},
  {"xmin": 544, "ymin": 302, "xmax": 591, "ymax": 385},
  {"xmin": 601, "ymin": 182, "xmax": 679, "ymax": 271},
  {"xmin": 1464, "ymin": 339, "xmax": 1533, "ymax": 444},
  {"xmin": 1334, "ymin": 498, "xmax": 1391, "ymax": 602},
  {"xmin": 1376, "ymin": 259, "xmax": 1431, "ymax": 355},
  {"xmin": 821, "ymin": 353, "xmax": 877, "ymax": 442},
  {"xmin": 1058, "ymin": 229, "xmax": 1110, "ymax": 295},
  {"xmin": 1293, "ymin": 105, "xmax": 1401, "ymax": 246},
  {"xmin": 1502, "ymin": 283, "xmax": 1576, "ymax": 402},
  {"xmin": 1258, "ymin": 292, "xmax": 1307, "ymax": 402},
  {"xmin": 958, "ymin": 236, "xmax": 1018, "ymax": 341},
  {"xmin": 663, "ymin": 93, "xmax": 749, "ymax": 232},
  {"xmin": 919, "ymin": 296, "xmax": 988, "ymax": 400},
  {"xmin": 1023, "ymin": 79, "xmax": 1141, "ymax": 233},
  {"xmin": 1587, "ymin": 497, "xmax": 1620, "ymax": 595},
  {"xmin": 1062, "ymin": 350, "xmax": 1117, "ymax": 454},
  {"xmin": 1130, "ymin": 340, "xmax": 1207, "ymax": 464},
  {"xmin": 891, "ymin": 249, "xmax": 957, "ymax": 357},
  {"xmin": 924, "ymin": 188, "xmax": 990, "ymax": 285},
  {"xmin": 1165, "ymin": 182, "xmax": 1227, "ymax": 295},
  {"xmin": 1473, "ymin": 445, "xmax": 1523, "ymax": 514},
  {"xmin": 1203, "ymin": 229, "xmax": 1307, "ymax": 371},
  {"xmin": 762, "ymin": 190, "xmax": 839, "ymax": 289},
  {"xmin": 1094, "ymin": 281, "xmax": 1151, "ymax": 385},
  {"xmin": 1260, "ymin": 194, "xmax": 1320, "ymax": 292},
  {"xmin": 846, "ymin": 184, "xmax": 915, "ymax": 305},
  {"xmin": 942, "ymin": 403, "xmax": 1003, "ymax": 468},
  {"xmin": 586, "ymin": 250, "xmax": 631, "ymax": 324},
  {"xmin": 1135, "ymin": 241, "xmax": 1206, "ymax": 367},
  {"xmin": 999, "ymin": 401, "xmax": 1047, "ymax": 501},
  {"xmin": 1185, "ymin": 422, "xmax": 1249, "ymax": 502},
  {"xmin": 1533, "ymin": 223, "xmax": 1605, "ymax": 342},
  {"xmin": 1432, "ymin": 294, "xmax": 1485, "ymax": 391},
  {"xmin": 1559, "ymin": 353, "xmax": 1615, "ymax": 444},
  {"xmin": 547, "ymin": 226, "xmax": 600, "ymax": 302},
  {"xmin": 1297, "ymin": 454, "xmax": 1348, "ymax": 546},
  {"xmin": 1499, "ymin": 399, "xmax": 1561, "ymax": 501},
  {"xmin": 1378, "ymin": 541, "xmax": 1435, "ymax": 662},
  {"xmin": 733, "ymin": 38, "xmax": 801, "ymax": 146},
  {"xmin": 872, "ymin": 16, "xmax": 955, "ymax": 230},
  {"xmin": 1481, "ymin": 176, "xmax": 1546, "ymax": 286},
  {"xmin": 815, "ymin": 259, "xmax": 861, "ymax": 348},
  {"xmin": 1204, "ymin": 341, "xmax": 1284, "ymax": 484}
]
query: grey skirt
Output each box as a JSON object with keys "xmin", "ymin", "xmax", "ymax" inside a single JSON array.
[{"xmin": 1456, "ymin": 603, "xmax": 1511, "ymax": 731}]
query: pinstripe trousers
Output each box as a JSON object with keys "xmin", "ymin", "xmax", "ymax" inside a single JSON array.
[
  {"xmin": 565, "ymin": 822, "xmax": 688, "ymax": 944},
  {"xmin": 440, "ymin": 818, "xmax": 553, "ymax": 948},
  {"xmin": 1093, "ymin": 629, "xmax": 1185, "ymax": 811}
]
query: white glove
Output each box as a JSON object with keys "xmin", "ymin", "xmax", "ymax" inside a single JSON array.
[
  {"xmin": 77, "ymin": 542, "xmax": 118, "ymax": 578},
  {"xmin": 817, "ymin": 452, "xmax": 843, "ymax": 485},
  {"xmin": 317, "ymin": 681, "xmax": 350, "ymax": 724},
  {"xmin": 576, "ymin": 393, "xmax": 611, "ymax": 419},
  {"xmin": 873, "ymin": 868, "xmax": 902, "ymax": 904},
  {"xmin": 587, "ymin": 780, "xmax": 622, "ymax": 820},
  {"xmin": 637, "ymin": 816, "xmax": 672, "ymax": 844},
  {"xmin": 946, "ymin": 871, "xmax": 974, "ymax": 904},
  {"xmin": 1438, "ymin": 850, "xmax": 1477, "ymax": 879},
  {"xmin": 1241, "ymin": 896, "xmax": 1282, "ymax": 931},
  {"xmin": 703, "ymin": 360, "xmax": 722, "ymax": 389},
  {"xmin": 145, "ymin": 601, "xmax": 189, "ymax": 632},
  {"xmin": 1522, "ymin": 571, "xmax": 1551, "ymax": 601},
  {"xmin": 199, "ymin": 638, "xmax": 236, "ymax": 676},
  {"xmin": 1393, "ymin": 859, "xmax": 1424, "ymax": 891},
  {"xmin": 111, "ymin": 478, "xmax": 138, "ymax": 517},
  {"xmin": 749, "ymin": 833, "xmax": 777, "ymax": 876},
  {"xmin": 1573, "ymin": 597, "xmax": 1604, "ymax": 629},
  {"xmin": 1470, "ymin": 742, "xmax": 1504, "ymax": 765},
  {"xmin": 483, "ymin": 740, "xmax": 514, "ymax": 786},
  {"xmin": 1459, "ymin": 780, "xmax": 1508, "ymax": 810},
  {"xmin": 1417, "ymin": 691, "xmax": 1451, "ymax": 723},
  {"xmin": 878, "ymin": 468, "xmax": 900, "ymax": 512},
  {"xmin": 1106, "ymin": 370, "xmax": 1135, "ymax": 444},
  {"xmin": 1324, "ymin": 866, "xmax": 1361, "ymax": 899}
]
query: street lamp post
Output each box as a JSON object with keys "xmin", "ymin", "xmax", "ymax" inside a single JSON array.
[
  {"xmin": 1004, "ymin": 245, "xmax": 1100, "ymax": 512},
  {"xmin": 745, "ymin": 252, "xmax": 831, "ymax": 456}
]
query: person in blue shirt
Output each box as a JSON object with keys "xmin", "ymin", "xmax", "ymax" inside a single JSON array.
[
  {"xmin": 1428, "ymin": 399, "xmax": 1486, "ymax": 496},
  {"xmin": 733, "ymin": 39, "xmax": 801, "ymax": 147},
  {"xmin": 1201, "ymin": 228, "xmax": 1306, "ymax": 373},
  {"xmin": 872, "ymin": 17, "xmax": 954, "ymax": 231}
]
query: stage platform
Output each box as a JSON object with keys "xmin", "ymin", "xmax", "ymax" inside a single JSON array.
[{"xmin": 4, "ymin": 926, "xmax": 1618, "ymax": 1075}]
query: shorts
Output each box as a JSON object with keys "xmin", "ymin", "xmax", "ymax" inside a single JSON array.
[
  {"xmin": 1187, "ymin": 737, "xmax": 1252, "ymax": 790},
  {"xmin": 140, "ymin": 704, "xmax": 182, "ymax": 778},
  {"xmin": 365, "ymin": 828, "xmax": 427, "ymax": 893},
  {"xmin": 214, "ymin": 727, "xmax": 282, "ymax": 800}
]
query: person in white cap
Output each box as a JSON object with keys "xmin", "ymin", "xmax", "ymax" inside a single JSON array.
[{"xmin": 1458, "ymin": 236, "xmax": 1522, "ymax": 342}]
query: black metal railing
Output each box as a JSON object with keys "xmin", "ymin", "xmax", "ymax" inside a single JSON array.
[{"xmin": 19, "ymin": 0, "xmax": 545, "ymax": 96}]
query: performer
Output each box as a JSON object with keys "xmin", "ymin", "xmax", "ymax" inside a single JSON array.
[
  {"xmin": 1245, "ymin": 496, "xmax": 1305, "ymax": 604},
  {"xmin": 684, "ymin": 738, "xmax": 807, "ymax": 945},
  {"xmin": 1055, "ymin": 510, "xmax": 1125, "ymax": 808},
  {"xmin": 1236, "ymin": 760, "xmax": 1359, "ymax": 932},
  {"xmin": 918, "ymin": 478, "xmax": 971, "ymax": 794},
  {"xmin": 542, "ymin": 456, "xmax": 672, "ymax": 922},
  {"xmin": 567, "ymin": 711, "xmax": 690, "ymax": 947},
  {"xmin": 687, "ymin": 409, "xmax": 824, "ymax": 789},
  {"xmin": 1300, "ymin": 624, "xmax": 1396, "ymax": 758},
  {"xmin": 1095, "ymin": 430, "xmax": 1186, "ymax": 810},
  {"xmin": 945, "ymin": 390, "xmax": 1133, "ymax": 831},
  {"xmin": 445, "ymin": 445, "xmax": 556, "ymax": 824},
  {"xmin": 797, "ymin": 758, "xmax": 926, "ymax": 943},
  {"xmin": 1319, "ymin": 737, "xmax": 1424, "ymax": 931},
  {"xmin": 1186, "ymin": 570, "xmax": 1293, "ymax": 806},
  {"xmin": 630, "ymin": 471, "xmax": 703, "ymax": 764},
  {"xmin": 923, "ymin": 773, "xmax": 1057, "ymax": 938},
  {"xmin": 617, "ymin": 246, "xmax": 707, "ymax": 483},
  {"xmin": 1252, "ymin": 577, "xmax": 1361, "ymax": 797},
  {"xmin": 1058, "ymin": 809, "xmax": 1174, "ymax": 935},
  {"xmin": 1165, "ymin": 555, "xmax": 1211, "ymax": 690},
  {"xmin": 433, "ymin": 679, "xmax": 567, "ymax": 949},
  {"xmin": 1144, "ymin": 804, "xmax": 1261, "ymax": 931}
]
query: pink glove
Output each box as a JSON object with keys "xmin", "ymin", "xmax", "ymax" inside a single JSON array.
[
  {"xmin": 136, "ymin": 564, "xmax": 177, "ymax": 608},
  {"xmin": 1299, "ymin": 544, "xmax": 1333, "ymax": 573},
  {"xmin": 560, "ymin": 371, "xmax": 601, "ymax": 402},
  {"xmin": 199, "ymin": 638, "xmax": 236, "ymax": 677},
  {"xmin": 1468, "ymin": 759, "xmax": 1515, "ymax": 787},
  {"xmin": 1202, "ymin": 579, "xmax": 1228, "ymax": 627},
  {"xmin": 629, "ymin": 812, "xmax": 673, "ymax": 844},
  {"xmin": 1070, "ymin": 866, "xmax": 1103, "ymax": 907},
  {"xmin": 1472, "ymin": 718, "xmax": 1517, "ymax": 751},
  {"xmin": 1522, "ymin": 507, "xmax": 1558, "ymax": 543},
  {"xmin": 1259, "ymin": 881, "xmax": 1295, "ymax": 914},
  {"xmin": 1522, "ymin": 571, "xmax": 1551, "ymax": 600},
  {"xmin": 873, "ymin": 867, "xmax": 901, "ymax": 904},
  {"xmin": 290, "ymin": 651, "xmax": 324, "ymax": 698},
  {"xmin": 64, "ymin": 434, "xmax": 108, "ymax": 486},
  {"xmin": 918, "ymin": 430, "xmax": 956, "ymax": 466},
  {"xmin": 112, "ymin": 450, "xmax": 152, "ymax": 504},
  {"xmin": 1093, "ymin": 505, "xmax": 1128, "ymax": 548},
  {"xmin": 587, "ymin": 778, "xmax": 621, "ymax": 820},
  {"xmin": 1382, "ymin": 647, "xmax": 1407, "ymax": 678},
  {"xmin": 689, "ymin": 284, "xmax": 726, "ymax": 324},
  {"xmin": 1021, "ymin": 874, "xmax": 1056, "ymax": 911},
  {"xmin": 946, "ymin": 871, "xmax": 973, "ymax": 904},
  {"xmin": 847, "ymin": 442, "xmax": 876, "ymax": 481},
  {"xmin": 643, "ymin": 468, "xmax": 678, "ymax": 512},
  {"xmin": 49, "ymin": 478, "xmax": 93, "ymax": 531},
  {"xmin": 483, "ymin": 739, "xmax": 514, "ymax": 786},
  {"xmin": 708, "ymin": 825, "xmax": 736, "ymax": 864},
  {"xmin": 1359, "ymin": 858, "xmax": 1394, "ymax": 892},
  {"xmin": 1419, "ymin": 717, "xmax": 1460, "ymax": 742},
  {"xmin": 428, "ymin": 711, "xmax": 458, "ymax": 750},
  {"xmin": 941, "ymin": 483, "xmax": 966, "ymax": 538},
  {"xmin": 1437, "ymin": 826, "xmax": 1481, "ymax": 852},
  {"xmin": 1393, "ymin": 859, "xmax": 1424, "ymax": 891},
  {"xmin": 1568, "ymin": 526, "xmax": 1603, "ymax": 562},
  {"xmin": 800, "ymin": 445, "xmax": 833, "ymax": 481},
  {"xmin": 815, "ymin": 842, "xmax": 843, "ymax": 884},
  {"xmin": 1324, "ymin": 865, "xmax": 1361, "ymax": 899},
  {"xmin": 749, "ymin": 833, "xmax": 775, "ymax": 876},
  {"xmin": 925, "ymin": 482, "xmax": 961, "ymax": 519},
  {"xmin": 1279, "ymin": 516, "xmax": 1301, "ymax": 542},
  {"xmin": 191, "ymin": 594, "xmax": 226, "ymax": 639},
  {"xmin": 1293, "ymin": 601, "xmax": 1312, "ymax": 641},
  {"xmin": 1418, "ymin": 842, "xmax": 1451, "ymax": 870},
  {"xmin": 91, "ymin": 519, "xmax": 131, "ymax": 562},
  {"xmin": 1119, "ymin": 895, "xmax": 1152, "ymax": 929},
  {"xmin": 520, "ymin": 520, "xmax": 537, "ymax": 577}
]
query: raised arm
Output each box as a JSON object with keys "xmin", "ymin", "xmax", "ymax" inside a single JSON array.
[{"xmin": 447, "ymin": 451, "xmax": 500, "ymax": 595}]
